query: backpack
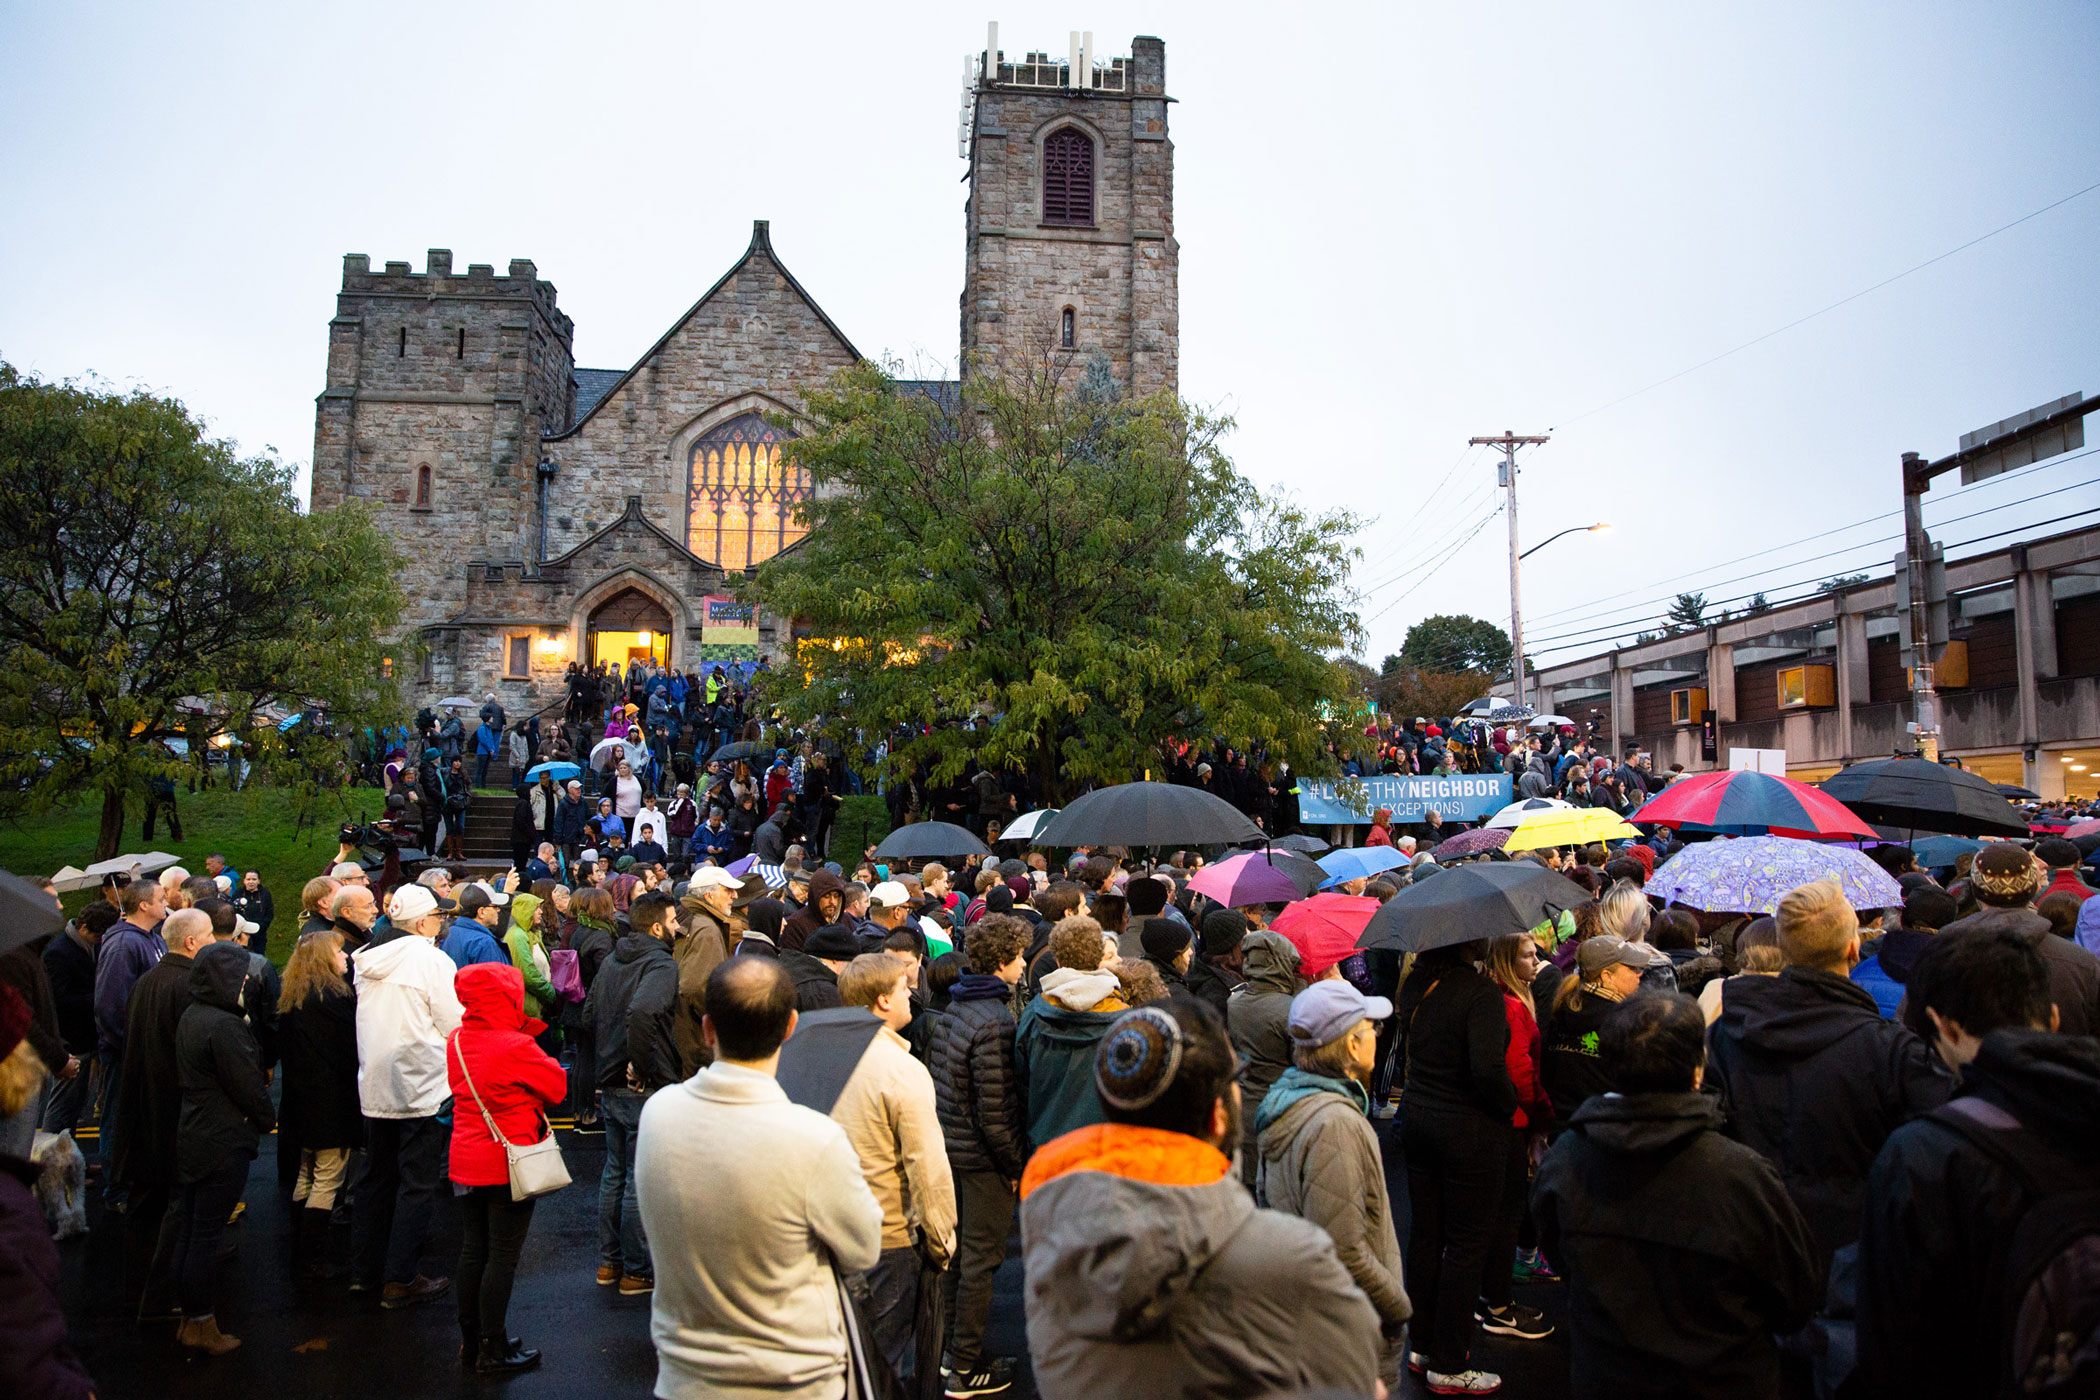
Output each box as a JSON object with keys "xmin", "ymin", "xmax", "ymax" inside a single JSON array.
[{"xmin": 1933, "ymin": 1096, "xmax": 2100, "ymax": 1397}]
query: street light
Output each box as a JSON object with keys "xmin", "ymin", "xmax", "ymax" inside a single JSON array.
[{"xmin": 1510, "ymin": 522, "xmax": 1611, "ymax": 706}]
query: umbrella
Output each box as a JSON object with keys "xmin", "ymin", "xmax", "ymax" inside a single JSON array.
[
  {"xmin": 525, "ymin": 760, "xmax": 582, "ymax": 783},
  {"xmin": 589, "ymin": 736, "xmax": 648, "ymax": 772},
  {"xmin": 48, "ymin": 864, "xmax": 91, "ymax": 894},
  {"xmin": 2066, "ymin": 819, "xmax": 2100, "ymax": 841},
  {"xmin": 1525, "ymin": 713, "xmax": 1575, "ymax": 729},
  {"xmin": 999, "ymin": 808, "xmax": 1062, "ymax": 843},
  {"xmin": 1487, "ymin": 797, "xmax": 1575, "ymax": 829},
  {"xmin": 1460, "ymin": 696, "xmax": 1515, "ymax": 715},
  {"xmin": 1486, "ymin": 704, "xmax": 1536, "ymax": 724},
  {"xmin": 0, "ymin": 870, "xmax": 65, "ymax": 955},
  {"xmin": 1188, "ymin": 851, "xmax": 1308, "ymax": 908},
  {"xmin": 1272, "ymin": 832, "xmax": 1331, "ymax": 854},
  {"xmin": 1996, "ymin": 783, "xmax": 2042, "ymax": 800},
  {"xmin": 872, "ymin": 821, "xmax": 991, "ymax": 862},
  {"xmin": 1034, "ymin": 782, "xmax": 1262, "ymax": 848},
  {"xmin": 62, "ymin": 851, "xmax": 181, "ymax": 893},
  {"xmin": 724, "ymin": 854, "xmax": 759, "ymax": 876},
  {"xmin": 1317, "ymin": 845, "xmax": 1414, "ymax": 886},
  {"xmin": 1501, "ymin": 806, "xmax": 1641, "ymax": 851},
  {"xmin": 706, "ymin": 739, "xmax": 776, "ymax": 766},
  {"xmin": 1431, "ymin": 827, "xmax": 1510, "ymax": 861},
  {"xmin": 776, "ymin": 1007, "xmax": 887, "ymax": 1115},
  {"xmin": 1358, "ymin": 862, "xmax": 1590, "ymax": 955},
  {"xmin": 277, "ymin": 712, "xmax": 304, "ymax": 732},
  {"xmin": 1646, "ymin": 835, "xmax": 1904, "ymax": 915},
  {"xmin": 1630, "ymin": 769, "xmax": 1876, "ymax": 841},
  {"xmin": 1271, "ymin": 893, "xmax": 1382, "ymax": 976},
  {"xmin": 1817, "ymin": 757, "xmax": 2030, "ymax": 839},
  {"xmin": 1909, "ymin": 835, "xmax": 1984, "ymax": 868},
  {"xmin": 436, "ymin": 695, "xmax": 476, "ymax": 709}
]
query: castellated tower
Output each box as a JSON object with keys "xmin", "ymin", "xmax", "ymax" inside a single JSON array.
[
  {"xmin": 961, "ymin": 29, "xmax": 1178, "ymax": 399},
  {"xmin": 309, "ymin": 251, "xmax": 576, "ymax": 631}
]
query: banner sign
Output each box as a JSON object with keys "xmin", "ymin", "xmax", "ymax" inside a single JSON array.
[
  {"xmin": 700, "ymin": 594, "xmax": 760, "ymax": 662},
  {"xmin": 1296, "ymin": 774, "xmax": 1512, "ymax": 825}
]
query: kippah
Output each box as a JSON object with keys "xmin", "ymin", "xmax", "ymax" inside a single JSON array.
[{"xmin": 1095, "ymin": 1006, "xmax": 1185, "ymax": 1112}]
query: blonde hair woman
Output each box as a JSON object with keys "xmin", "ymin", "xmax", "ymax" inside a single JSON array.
[{"xmin": 277, "ymin": 930, "xmax": 360, "ymax": 1277}]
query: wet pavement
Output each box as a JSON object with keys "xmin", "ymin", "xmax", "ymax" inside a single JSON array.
[{"xmin": 58, "ymin": 1119, "xmax": 1571, "ymax": 1399}]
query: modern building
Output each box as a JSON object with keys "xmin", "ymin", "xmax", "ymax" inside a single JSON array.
[
  {"xmin": 307, "ymin": 29, "xmax": 1178, "ymax": 717},
  {"xmin": 1531, "ymin": 521, "xmax": 2100, "ymax": 800}
]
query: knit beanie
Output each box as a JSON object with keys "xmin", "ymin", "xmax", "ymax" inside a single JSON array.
[
  {"xmin": 1972, "ymin": 844, "xmax": 2040, "ymax": 907},
  {"xmin": 1126, "ymin": 876, "xmax": 1168, "ymax": 918},
  {"xmin": 1140, "ymin": 919, "xmax": 1193, "ymax": 964}
]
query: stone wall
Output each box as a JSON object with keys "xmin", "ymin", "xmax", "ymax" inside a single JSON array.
[{"xmin": 963, "ymin": 35, "xmax": 1177, "ymax": 399}]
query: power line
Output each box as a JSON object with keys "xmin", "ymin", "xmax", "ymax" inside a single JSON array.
[
  {"xmin": 1549, "ymin": 174, "xmax": 2100, "ymax": 431},
  {"xmin": 1364, "ymin": 507, "xmax": 1505, "ymax": 626},
  {"xmin": 1357, "ymin": 483, "xmax": 1501, "ymax": 594}
]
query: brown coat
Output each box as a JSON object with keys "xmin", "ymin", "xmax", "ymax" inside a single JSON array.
[{"xmin": 671, "ymin": 900, "xmax": 734, "ymax": 1074}]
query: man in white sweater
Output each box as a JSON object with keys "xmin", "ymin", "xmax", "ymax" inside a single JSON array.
[{"xmin": 637, "ymin": 955, "xmax": 883, "ymax": 1400}]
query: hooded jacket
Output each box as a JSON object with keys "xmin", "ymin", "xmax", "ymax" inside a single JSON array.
[
  {"xmin": 735, "ymin": 898, "xmax": 786, "ymax": 959},
  {"xmin": 111, "ymin": 950, "xmax": 195, "ymax": 1190},
  {"xmin": 443, "ymin": 913, "xmax": 508, "ymax": 972},
  {"xmin": 446, "ymin": 962, "xmax": 568, "ymax": 1187},
  {"xmin": 781, "ymin": 949, "xmax": 843, "ymax": 1012},
  {"xmin": 278, "ymin": 977, "xmax": 361, "ymax": 1150},
  {"xmin": 1227, "ymin": 931, "xmax": 1300, "ymax": 1180},
  {"xmin": 588, "ymin": 930, "xmax": 682, "ymax": 1093},
  {"xmin": 351, "ymin": 932, "xmax": 466, "ymax": 1118},
  {"xmin": 928, "ymin": 973, "xmax": 1030, "ymax": 1179},
  {"xmin": 1705, "ymin": 965, "xmax": 1951, "ymax": 1282},
  {"xmin": 1019, "ymin": 1122, "xmax": 1381, "ymax": 1399},
  {"xmin": 1254, "ymin": 1068, "xmax": 1411, "ymax": 1330},
  {"xmin": 1938, "ymin": 905, "xmax": 2100, "ymax": 1037},
  {"xmin": 781, "ymin": 870, "xmax": 846, "ymax": 954},
  {"xmin": 1858, "ymin": 1029, "xmax": 2100, "ymax": 1400},
  {"xmin": 500, "ymin": 893, "xmax": 555, "ymax": 1020},
  {"xmin": 1014, "ymin": 971, "xmax": 1128, "ymax": 1149},
  {"xmin": 1531, "ymin": 1091, "xmax": 1820, "ymax": 1400},
  {"xmin": 174, "ymin": 943, "xmax": 277, "ymax": 1183}
]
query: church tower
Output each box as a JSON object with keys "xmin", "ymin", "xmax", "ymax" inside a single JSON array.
[{"xmin": 960, "ymin": 29, "xmax": 1177, "ymax": 399}]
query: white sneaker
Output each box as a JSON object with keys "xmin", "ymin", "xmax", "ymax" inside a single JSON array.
[{"xmin": 1425, "ymin": 1370, "xmax": 1503, "ymax": 1396}]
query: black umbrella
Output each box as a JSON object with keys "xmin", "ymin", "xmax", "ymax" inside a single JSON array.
[
  {"xmin": 705, "ymin": 739, "xmax": 775, "ymax": 765},
  {"xmin": 1357, "ymin": 862, "xmax": 1589, "ymax": 955},
  {"xmin": 872, "ymin": 821, "xmax": 991, "ymax": 862},
  {"xmin": 1817, "ymin": 757, "xmax": 2031, "ymax": 838},
  {"xmin": 1033, "ymin": 782, "xmax": 1262, "ymax": 848},
  {"xmin": 1995, "ymin": 783, "xmax": 2042, "ymax": 800},
  {"xmin": 0, "ymin": 870, "xmax": 65, "ymax": 957},
  {"xmin": 1272, "ymin": 832, "xmax": 1331, "ymax": 855}
]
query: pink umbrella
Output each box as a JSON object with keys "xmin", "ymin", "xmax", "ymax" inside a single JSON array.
[
  {"xmin": 1187, "ymin": 851, "xmax": 1309, "ymax": 908},
  {"xmin": 2067, "ymin": 818, "xmax": 2100, "ymax": 840},
  {"xmin": 1270, "ymin": 893, "xmax": 1381, "ymax": 977}
]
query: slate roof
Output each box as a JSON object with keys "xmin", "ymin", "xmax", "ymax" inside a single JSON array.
[{"xmin": 570, "ymin": 368, "xmax": 624, "ymax": 427}]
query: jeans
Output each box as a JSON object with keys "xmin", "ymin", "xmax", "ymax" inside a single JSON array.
[
  {"xmin": 173, "ymin": 1151, "xmax": 254, "ymax": 1318},
  {"xmin": 458, "ymin": 1185, "xmax": 537, "ymax": 1346},
  {"xmin": 474, "ymin": 753, "xmax": 492, "ymax": 787},
  {"xmin": 40, "ymin": 1054, "xmax": 93, "ymax": 1137},
  {"xmin": 352, "ymin": 1114, "xmax": 451, "ymax": 1286},
  {"xmin": 1399, "ymin": 1105, "xmax": 1512, "ymax": 1374},
  {"xmin": 598, "ymin": 1089, "xmax": 649, "ymax": 1276},
  {"xmin": 852, "ymin": 1246, "xmax": 923, "ymax": 1383},
  {"xmin": 943, "ymin": 1171, "xmax": 1015, "ymax": 1369},
  {"xmin": 1480, "ymin": 1124, "xmax": 1530, "ymax": 1311}
]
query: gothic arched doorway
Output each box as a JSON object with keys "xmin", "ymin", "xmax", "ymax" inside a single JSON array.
[{"xmin": 588, "ymin": 587, "xmax": 672, "ymax": 669}]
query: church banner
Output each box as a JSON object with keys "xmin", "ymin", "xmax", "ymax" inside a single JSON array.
[
  {"xmin": 700, "ymin": 594, "xmax": 759, "ymax": 663},
  {"xmin": 1295, "ymin": 774, "xmax": 1512, "ymax": 825}
]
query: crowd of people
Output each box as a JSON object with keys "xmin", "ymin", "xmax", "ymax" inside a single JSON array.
[{"xmin": 6, "ymin": 696, "xmax": 2100, "ymax": 1400}]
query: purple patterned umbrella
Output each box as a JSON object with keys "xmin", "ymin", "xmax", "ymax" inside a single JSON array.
[
  {"xmin": 1646, "ymin": 835, "xmax": 1904, "ymax": 915},
  {"xmin": 1431, "ymin": 826, "xmax": 1510, "ymax": 861}
]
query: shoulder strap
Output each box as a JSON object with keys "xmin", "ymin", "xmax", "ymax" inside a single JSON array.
[
  {"xmin": 1407, "ymin": 977, "xmax": 1445, "ymax": 1034},
  {"xmin": 449, "ymin": 1032, "xmax": 512, "ymax": 1150}
]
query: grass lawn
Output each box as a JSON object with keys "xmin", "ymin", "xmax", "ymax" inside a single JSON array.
[
  {"xmin": 0, "ymin": 786, "xmax": 385, "ymax": 964},
  {"xmin": 832, "ymin": 794, "xmax": 892, "ymax": 864}
]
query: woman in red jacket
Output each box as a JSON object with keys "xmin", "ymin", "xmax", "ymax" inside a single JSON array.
[
  {"xmin": 1363, "ymin": 807, "xmax": 1395, "ymax": 847},
  {"xmin": 1482, "ymin": 931, "xmax": 1559, "ymax": 1334},
  {"xmin": 448, "ymin": 962, "xmax": 568, "ymax": 1374}
]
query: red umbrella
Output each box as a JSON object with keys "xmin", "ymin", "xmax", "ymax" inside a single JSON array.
[
  {"xmin": 1270, "ymin": 893, "xmax": 1381, "ymax": 977},
  {"xmin": 1631, "ymin": 769, "xmax": 1875, "ymax": 840}
]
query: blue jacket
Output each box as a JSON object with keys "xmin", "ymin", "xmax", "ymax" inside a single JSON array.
[
  {"xmin": 692, "ymin": 822, "xmax": 734, "ymax": 861},
  {"xmin": 474, "ymin": 723, "xmax": 500, "ymax": 756},
  {"xmin": 441, "ymin": 916, "xmax": 508, "ymax": 971},
  {"xmin": 1014, "ymin": 993, "xmax": 1122, "ymax": 1148},
  {"xmin": 95, "ymin": 920, "xmax": 165, "ymax": 1059},
  {"xmin": 554, "ymin": 796, "xmax": 589, "ymax": 845}
]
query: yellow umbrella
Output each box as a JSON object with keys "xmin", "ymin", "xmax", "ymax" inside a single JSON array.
[{"xmin": 1501, "ymin": 806, "xmax": 1640, "ymax": 851}]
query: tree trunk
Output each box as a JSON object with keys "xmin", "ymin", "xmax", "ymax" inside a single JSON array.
[{"xmin": 96, "ymin": 785, "xmax": 127, "ymax": 861}]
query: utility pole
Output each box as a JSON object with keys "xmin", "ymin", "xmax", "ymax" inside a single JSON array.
[
  {"xmin": 1472, "ymin": 431, "xmax": 1550, "ymax": 707},
  {"xmin": 1899, "ymin": 451, "xmax": 1941, "ymax": 763}
]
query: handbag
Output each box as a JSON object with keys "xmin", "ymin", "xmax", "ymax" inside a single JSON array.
[
  {"xmin": 450, "ymin": 1032, "xmax": 571, "ymax": 1201},
  {"xmin": 548, "ymin": 947, "xmax": 585, "ymax": 1004}
]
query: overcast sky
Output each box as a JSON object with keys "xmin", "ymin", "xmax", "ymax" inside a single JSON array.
[{"xmin": 4, "ymin": 1, "xmax": 2096, "ymax": 672}]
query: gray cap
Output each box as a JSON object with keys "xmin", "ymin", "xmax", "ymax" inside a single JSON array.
[
  {"xmin": 1577, "ymin": 934, "xmax": 1657, "ymax": 976},
  {"xmin": 1287, "ymin": 979, "xmax": 1393, "ymax": 1047}
]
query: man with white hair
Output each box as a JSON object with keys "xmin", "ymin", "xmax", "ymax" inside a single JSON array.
[
  {"xmin": 349, "ymin": 884, "xmax": 465, "ymax": 1308},
  {"xmin": 330, "ymin": 860, "xmax": 371, "ymax": 890}
]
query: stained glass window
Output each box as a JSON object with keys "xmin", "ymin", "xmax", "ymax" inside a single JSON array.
[
  {"xmin": 686, "ymin": 413, "xmax": 809, "ymax": 572},
  {"xmin": 1043, "ymin": 128, "xmax": 1094, "ymax": 226}
]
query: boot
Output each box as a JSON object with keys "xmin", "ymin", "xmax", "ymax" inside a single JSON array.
[
  {"xmin": 177, "ymin": 1316, "xmax": 242, "ymax": 1356},
  {"xmin": 299, "ymin": 1208, "xmax": 345, "ymax": 1279},
  {"xmin": 476, "ymin": 1336, "xmax": 542, "ymax": 1374}
]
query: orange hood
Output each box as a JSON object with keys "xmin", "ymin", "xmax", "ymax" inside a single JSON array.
[{"xmin": 1020, "ymin": 1122, "xmax": 1231, "ymax": 1202}]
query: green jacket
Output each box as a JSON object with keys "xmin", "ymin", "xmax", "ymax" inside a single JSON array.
[
  {"xmin": 1014, "ymin": 992, "xmax": 1120, "ymax": 1151},
  {"xmin": 501, "ymin": 893, "xmax": 555, "ymax": 1020}
]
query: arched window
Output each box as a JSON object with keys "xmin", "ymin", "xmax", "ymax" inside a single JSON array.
[
  {"xmin": 1060, "ymin": 307, "xmax": 1076, "ymax": 349},
  {"xmin": 413, "ymin": 463, "xmax": 432, "ymax": 508},
  {"xmin": 686, "ymin": 413, "xmax": 810, "ymax": 572},
  {"xmin": 1042, "ymin": 127, "xmax": 1094, "ymax": 226}
]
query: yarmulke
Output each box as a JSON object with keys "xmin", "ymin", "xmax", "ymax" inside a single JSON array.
[{"xmin": 1094, "ymin": 1006, "xmax": 1185, "ymax": 1112}]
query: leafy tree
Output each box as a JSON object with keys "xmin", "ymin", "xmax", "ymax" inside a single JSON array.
[
  {"xmin": 1397, "ymin": 614, "xmax": 1511, "ymax": 675},
  {"xmin": 1746, "ymin": 592, "xmax": 1772, "ymax": 614},
  {"xmin": 750, "ymin": 358, "xmax": 1364, "ymax": 801},
  {"xmin": 1666, "ymin": 592, "xmax": 1708, "ymax": 630},
  {"xmin": 1820, "ymin": 573, "xmax": 1870, "ymax": 595},
  {"xmin": 1374, "ymin": 665, "xmax": 1494, "ymax": 723},
  {"xmin": 0, "ymin": 364, "xmax": 408, "ymax": 857}
]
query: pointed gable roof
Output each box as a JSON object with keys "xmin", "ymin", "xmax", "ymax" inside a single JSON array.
[{"xmin": 546, "ymin": 220, "xmax": 861, "ymax": 441}]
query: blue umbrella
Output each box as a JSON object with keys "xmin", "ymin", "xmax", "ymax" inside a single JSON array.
[
  {"xmin": 1909, "ymin": 835, "xmax": 1983, "ymax": 869},
  {"xmin": 277, "ymin": 712, "xmax": 303, "ymax": 732},
  {"xmin": 525, "ymin": 761, "xmax": 582, "ymax": 783},
  {"xmin": 1317, "ymin": 845, "xmax": 1414, "ymax": 888}
]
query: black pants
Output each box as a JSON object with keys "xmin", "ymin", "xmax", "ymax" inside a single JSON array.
[
  {"xmin": 352, "ymin": 1114, "xmax": 449, "ymax": 1286},
  {"xmin": 942, "ymin": 1171, "xmax": 1015, "ymax": 1370},
  {"xmin": 1479, "ymin": 1124, "xmax": 1530, "ymax": 1310},
  {"xmin": 173, "ymin": 1151, "xmax": 254, "ymax": 1318},
  {"xmin": 1399, "ymin": 1105, "xmax": 1512, "ymax": 1374},
  {"xmin": 457, "ymin": 1185, "xmax": 537, "ymax": 1347},
  {"xmin": 142, "ymin": 791, "xmax": 182, "ymax": 842}
]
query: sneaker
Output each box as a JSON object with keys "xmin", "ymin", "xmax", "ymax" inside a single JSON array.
[
  {"xmin": 944, "ymin": 1357, "xmax": 1015, "ymax": 1397},
  {"xmin": 617, "ymin": 1273, "xmax": 654, "ymax": 1296},
  {"xmin": 595, "ymin": 1263, "xmax": 620, "ymax": 1287},
  {"xmin": 1512, "ymin": 1249, "xmax": 1561, "ymax": 1283},
  {"xmin": 380, "ymin": 1275, "xmax": 452, "ymax": 1309},
  {"xmin": 1479, "ymin": 1302, "xmax": 1553, "ymax": 1340},
  {"xmin": 1425, "ymin": 1370, "xmax": 1503, "ymax": 1396},
  {"xmin": 1407, "ymin": 1351, "xmax": 1428, "ymax": 1374}
]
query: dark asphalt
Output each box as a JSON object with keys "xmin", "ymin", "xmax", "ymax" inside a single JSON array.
[{"xmin": 59, "ymin": 1118, "xmax": 1572, "ymax": 1399}]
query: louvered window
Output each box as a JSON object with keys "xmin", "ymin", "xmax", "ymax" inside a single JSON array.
[{"xmin": 1042, "ymin": 128, "xmax": 1094, "ymax": 226}]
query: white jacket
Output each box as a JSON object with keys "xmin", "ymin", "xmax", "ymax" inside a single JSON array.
[
  {"xmin": 633, "ymin": 806, "xmax": 667, "ymax": 846},
  {"xmin": 352, "ymin": 934, "xmax": 464, "ymax": 1118}
]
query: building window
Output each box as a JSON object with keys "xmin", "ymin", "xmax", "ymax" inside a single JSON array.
[
  {"xmin": 456, "ymin": 327, "xmax": 466, "ymax": 360},
  {"xmin": 503, "ymin": 634, "xmax": 531, "ymax": 680},
  {"xmin": 398, "ymin": 326, "xmax": 407, "ymax": 357},
  {"xmin": 1042, "ymin": 127, "xmax": 1094, "ymax": 226},
  {"xmin": 1060, "ymin": 307, "xmax": 1076, "ymax": 349},
  {"xmin": 685, "ymin": 413, "xmax": 810, "ymax": 572},
  {"xmin": 380, "ymin": 656, "xmax": 393, "ymax": 679},
  {"xmin": 414, "ymin": 464, "xmax": 432, "ymax": 508}
]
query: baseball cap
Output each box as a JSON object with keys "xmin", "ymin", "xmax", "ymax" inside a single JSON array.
[
  {"xmin": 869, "ymin": 880, "xmax": 910, "ymax": 909},
  {"xmin": 388, "ymin": 884, "xmax": 439, "ymax": 923},
  {"xmin": 469, "ymin": 879, "xmax": 510, "ymax": 906},
  {"xmin": 688, "ymin": 866, "xmax": 745, "ymax": 892},
  {"xmin": 1577, "ymin": 934, "xmax": 1655, "ymax": 976},
  {"xmin": 235, "ymin": 915, "xmax": 260, "ymax": 939},
  {"xmin": 329, "ymin": 861, "xmax": 367, "ymax": 881},
  {"xmin": 1287, "ymin": 980, "xmax": 1393, "ymax": 1047}
]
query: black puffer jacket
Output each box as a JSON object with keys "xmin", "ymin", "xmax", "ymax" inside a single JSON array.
[
  {"xmin": 174, "ymin": 944, "xmax": 276, "ymax": 1183},
  {"xmin": 1705, "ymin": 965, "xmax": 1951, "ymax": 1283},
  {"xmin": 928, "ymin": 975, "xmax": 1028, "ymax": 1179}
]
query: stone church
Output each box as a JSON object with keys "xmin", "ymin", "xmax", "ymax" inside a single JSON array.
[{"xmin": 309, "ymin": 30, "xmax": 1177, "ymax": 720}]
